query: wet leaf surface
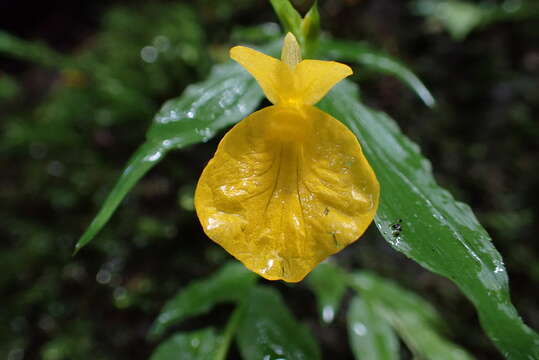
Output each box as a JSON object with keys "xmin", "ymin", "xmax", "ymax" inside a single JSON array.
[
  {"xmin": 350, "ymin": 272, "xmax": 473, "ymax": 360},
  {"xmin": 237, "ymin": 286, "xmax": 321, "ymax": 360},
  {"xmin": 149, "ymin": 262, "xmax": 257, "ymax": 339},
  {"xmin": 319, "ymin": 38, "xmax": 435, "ymax": 107},
  {"xmin": 319, "ymin": 80, "xmax": 539, "ymax": 359},
  {"xmin": 75, "ymin": 60, "xmax": 265, "ymax": 251},
  {"xmin": 347, "ymin": 295, "xmax": 400, "ymax": 360}
]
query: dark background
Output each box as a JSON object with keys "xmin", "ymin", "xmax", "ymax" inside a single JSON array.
[{"xmin": 1, "ymin": 0, "xmax": 538, "ymax": 359}]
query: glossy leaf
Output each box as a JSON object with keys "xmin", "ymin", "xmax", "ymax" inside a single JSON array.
[
  {"xmin": 149, "ymin": 328, "xmax": 218, "ymax": 360},
  {"xmin": 347, "ymin": 296, "xmax": 400, "ymax": 360},
  {"xmin": 319, "ymin": 38, "xmax": 435, "ymax": 107},
  {"xmin": 318, "ymin": 80, "xmax": 539, "ymax": 359},
  {"xmin": 306, "ymin": 262, "xmax": 348, "ymax": 324},
  {"xmin": 149, "ymin": 262, "xmax": 257, "ymax": 339},
  {"xmin": 269, "ymin": 0, "xmax": 303, "ymax": 41},
  {"xmin": 237, "ymin": 286, "xmax": 321, "ymax": 360},
  {"xmin": 75, "ymin": 57, "xmax": 267, "ymax": 251},
  {"xmin": 350, "ymin": 272, "xmax": 473, "ymax": 360}
]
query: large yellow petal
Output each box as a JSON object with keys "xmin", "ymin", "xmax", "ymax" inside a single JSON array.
[
  {"xmin": 230, "ymin": 46, "xmax": 294, "ymax": 105},
  {"xmin": 295, "ymin": 60, "xmax": 353, "ymax": 105},
  {"xmin": 194, "ymin": 105, "xmax": 379, "ymax": 282}
]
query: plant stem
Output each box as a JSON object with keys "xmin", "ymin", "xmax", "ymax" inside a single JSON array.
[{"xmin": 214, "ymin": 304, "xmax": 244, "ymax": 360}]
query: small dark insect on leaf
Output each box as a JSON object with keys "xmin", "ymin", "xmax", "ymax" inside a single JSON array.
[{"xmin": 390, "ymin": 219, "xmax": 403, "ymax": 237}]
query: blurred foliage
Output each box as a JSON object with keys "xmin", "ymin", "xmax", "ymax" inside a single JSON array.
[
  {"xmin": 149, "ymin": 328, "xmax": 220, "ymax": 360},
  {"xmin": 1, "ymin": 0, "xmax": 539, "ymax": 359},
  {"xmin": 0, "ymin": 72, "xmax": 21, "ymax": 101},
  {"xmin": 349, "ymin": 271, "xmax": 474, "ymax": 360},
  {"xmin": 1, "ymin": 2, "xmax": 211, "ymax": 359},
  {"xmin": 413, "ymin": 0, "xmax": 539, "ymax": 40}
]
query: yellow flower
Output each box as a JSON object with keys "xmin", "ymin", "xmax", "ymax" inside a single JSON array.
[{"xmin": 195, "ymin": 33, "xmax": 379, "ymax": 282}]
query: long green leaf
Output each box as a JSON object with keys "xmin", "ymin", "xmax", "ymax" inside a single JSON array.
[
  {"xmin": 347, "ymin": 296, "xmax": 400, "ymax": 360},
  {"xmin": 306, "ymin": 262, "xmax": 348, "ymax": 324},
  {"xmin": 74, "ymin": 141, "xmax": 165, "ymax": 253},
  {"xmin": 350, "ymin": 272, "xmax": 473, "ymax": 360},
  {"xmin": 318, "ymin": 80, "xmax": 539, "ymax": 359},
  {"xmin": 237, "ymin": 287, "xmax": 321, "ymax": 360},
  {"xmin": 75, "ymin": 59, "xmax": 265, "ymax": 251},
  {"xmin": 319, "ymin": 38, "xmax": 435, "ymax": 107},
  {"xmin": 149, "ymin": 262, "xmax": 257, "ymax": 339},
  {"xmin": 0, "ymin": 30, "xmax": 73, "ymax": 68},
  {"xmin": 149, "ymin": 328, "xmax": 218, "ymax": 360}
]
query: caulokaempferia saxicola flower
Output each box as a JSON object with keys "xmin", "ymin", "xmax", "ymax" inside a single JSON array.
[{"xmin": 195, "ymin": 33, "xmax": 379, "ymax": 282}]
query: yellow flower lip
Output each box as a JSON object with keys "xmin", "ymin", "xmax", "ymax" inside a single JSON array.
[{"xmin": 195, "ymin": 33, "xmax": 379, "ymax": 282}]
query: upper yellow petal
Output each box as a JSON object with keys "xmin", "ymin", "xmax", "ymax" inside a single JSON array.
[
  {"xmin": 294, "ymin": 59, "xmax": 353, "ymax": 105},
  {"xmin": 230, "ymin": 45, "xmax": 293, "ymax": 105},
  {"xmin": 194, "ymin": 105, "xmax": 379, "ymax": 282},
  {"xmin": 231, "ymin": 45, "xmax": 352, "ymax": 106}
]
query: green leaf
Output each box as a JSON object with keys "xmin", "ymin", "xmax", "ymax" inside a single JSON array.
[
  {"xmin": 149, "ymin": 328, "xmax": 219, "ymax": 360},
  {"xmin": 306, "ymin": 262, "xmax": 348, "ymax": 324},
  {"xmin": 319, "ymin": 38, "xmax": 435, "ymax": 107},
  {"xmin": 149, "ymin": 262, "xmax": 257, "ymax": 339},
  {"xmin": 214, "ymin": 306, "xmax": 244, "ymax": 360},
  {"xmin": 350, "ymin": 272, "xmax": 473, "ymax": 360},
  {"xmin": 301, "ymin": 1, "xmax": 321, "ymax": 58},
  {"xmin": 0, "ymin": 30, "xmax": 72, "ymax": 68},
  {"xmin": 75, "ymin": 58, "xmax": 266, "ymax": 251},
  {"xmin": 237, "ymin": 287, "xmax": 321, "ymax": 360},
  {"xmin": 145, "ymin": 60, "xmax": 263, "ymax": 145},
  {"xmin": 347, "ymin": 296, "xmax": 400, "ymax": 360},
  {"xmin": 269, "ymin": 0, "xmax": 303, "ymax": 40},
  {"xmin": 318, "ymin": 80, "xmax": 539, "ymax": 359},
  {"xmin": 74, "ymin": 141, "xmax": 166, "ymax": 253}
]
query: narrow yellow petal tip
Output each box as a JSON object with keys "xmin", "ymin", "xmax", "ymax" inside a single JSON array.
[
  {"xmin": 229, "ymin": 46, "xmax": 246, "ymax": 63},
  {"xmin": 281, "ymin": 32, "xmax": 302, "ymax": 69}
]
